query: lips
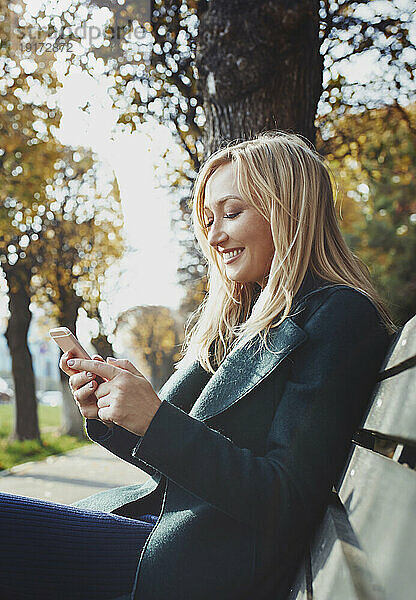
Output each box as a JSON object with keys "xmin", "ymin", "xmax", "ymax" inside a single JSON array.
[{"xmin": 223, "ymin": 248, "xmax": 245, "ymax": 264}]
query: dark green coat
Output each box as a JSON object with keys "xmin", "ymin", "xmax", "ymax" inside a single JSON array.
[{"xmin": 74, "ymin": 272, "xmax": 392, "ymax": 600}]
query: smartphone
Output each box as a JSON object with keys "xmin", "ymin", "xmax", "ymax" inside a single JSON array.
[
  {"xmin": 49, "ymin": 327, "xmax": 92, "ymax": 358},
  {"xmin": 49, "ymin": 327, "xmax": 104, "ymax": 385}
]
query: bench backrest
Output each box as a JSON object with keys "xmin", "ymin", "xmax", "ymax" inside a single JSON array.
[{"xmin": 290, "ymin": 314, "xmax": 416, "ymax": 600}]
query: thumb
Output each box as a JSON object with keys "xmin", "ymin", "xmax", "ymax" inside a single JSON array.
[{"xmin": 107, "ymin": 357, "xmax": 142, "ymax": 376}]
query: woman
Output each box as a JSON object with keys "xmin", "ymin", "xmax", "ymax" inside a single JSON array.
[{"xmin": 0, "ymin": 131, "xmax": 396, "ymax": 600}]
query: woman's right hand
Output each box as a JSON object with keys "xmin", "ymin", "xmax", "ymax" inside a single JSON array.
[{"xmin": 60, "ymin": 351, "xmax": 110, "ymax": 423}]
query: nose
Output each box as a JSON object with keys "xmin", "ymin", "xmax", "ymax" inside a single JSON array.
[{"xmin": 207, "ymin": 220, "xmax": 229, "ymax": 250}]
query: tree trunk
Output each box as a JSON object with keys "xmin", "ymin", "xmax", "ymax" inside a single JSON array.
[
  {"xmin": 196, "ymin": 0, "xmax": 322, "ymax": 156},
  {"xmin": 4, "ymin": 264, "xmax": 40, "ymax": 441},
  {"xmin": 58, "ymin": 291, "xmax": 85, "ymax": 438},
  {"xmin": 91, "ymin": 332, "xmax": 115, "ymax": 359},
  {"xmin": 150, "ymin": 355, "xmax": 176, "ymax": 394}
]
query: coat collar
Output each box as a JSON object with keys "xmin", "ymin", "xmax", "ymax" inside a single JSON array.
[
  {"xmin": 188, "ymin": 316, "xmax": 307, "ymax": 420},
  {"xmin": 161, "ymin": 271, "xmax": 336, "ymax": 421}
]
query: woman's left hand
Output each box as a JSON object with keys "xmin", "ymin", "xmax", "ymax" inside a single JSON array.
[{"xmin": 66, "ymin": 357, "xmax": 161, "ymax": 436}]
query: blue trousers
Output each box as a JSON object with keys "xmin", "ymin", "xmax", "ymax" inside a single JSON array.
[{"xmin": 0, "ymin": 492, "xmax": 157, "ymax": 600}]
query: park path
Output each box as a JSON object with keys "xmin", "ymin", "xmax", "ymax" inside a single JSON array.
[{"xmin": 0, "ymin": 443, "xmax": 149, "ymax": 505}]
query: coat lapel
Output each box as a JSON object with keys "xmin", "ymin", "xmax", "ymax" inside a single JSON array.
[
  {"xmin": 188, "ymin": 270, "xmax": 327, "ymax": 421},
  {"xmin": 158, "ymin": 358, "xmax": 212, "ymax": 413},
  {"xmin": 189, "ymin": 317, "xmax": 307, "ymax": 421},
  {"xmin": 162, "ymin": 270, "xmax": 330, "ymax": 422}
]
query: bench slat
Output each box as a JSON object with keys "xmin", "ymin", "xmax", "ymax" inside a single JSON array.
[
  {"xmin": 292, "ymin": 314, "xmax": 416, "ymax": 599},
  {"xmin": 382, "ymin": 316, "xmax": 416, "ymax": 370},
  {"xmin": 363, "ymin": 362, "xmax": 416, "ymax": 444},
  {"xmin": 339, "ymin": 444, "xmax": 416, "ymax": 600},
  {"xmin": 305, "ymin": 496, "xmax": 385, "ymax": 600}
]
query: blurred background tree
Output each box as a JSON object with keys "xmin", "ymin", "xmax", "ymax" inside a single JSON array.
[
  {"xmin": 116, "ymin": 305, "xmax": 182, "ymax": 392},
  {"xmin": 6, "ymin": 0, "xmax": 412, "ymax": 325},
  {"xmin": 0, "ymin": 0, "xmax": 124, "ymax": 440},
  {"xmin": 0, "ymin": 1, "xmax": 61, "ymax": 440},
  {"xmin": 31, "ymin": 158, "xmax": 124, "ymax": 438},
  {"xmin": 318, "ymin": 103, "xmax": 416, "ymax": 324}
]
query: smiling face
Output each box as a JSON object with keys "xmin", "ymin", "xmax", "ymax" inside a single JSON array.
[{"xmin": 204, "ymin": 162, "xmax": 275, "ymax": 287}]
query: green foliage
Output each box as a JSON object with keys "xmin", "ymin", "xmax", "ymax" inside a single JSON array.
[
  {"xmin": 3, "ymin": 0, "xmax": 414, "ymax": 330},
  {"xmin": 318, "ymin": 104, "xmax": 416, "ymax": 325},
  {"xmin": 0, "ymin": 1, "xmax": 125, "ymax": 439},
  {"xmin": 319, "ymin": 0, "xmax": 414, "ymax": 117},
  {"xmin": 0, "ymin": 404, "xmax": 90, "ymax": 471},
  {"xmin": 118, "ymin": 305, "xmax": 182, "ymax": 363},
  {"xmin": 30, "ymin": 155, "xmax": 125, "ymax": 324},
  {"xmin": 106, "ymin": 0, "xmax": 204, "ymax": 181},
  {"xmin": 23, "ymin": 0, "xmax": 413, "ymax": 328},
  {"xmin": 0, "ymin": 0, "xmax": 125, "ymax": 325}
]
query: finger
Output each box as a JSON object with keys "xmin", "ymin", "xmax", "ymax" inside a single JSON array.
[
  {"xmin": 97, "ymin": 406, "xmax": 113, "ymax": 423},
  {"xmin": 76, "ymin": 400, "xmax": 99, "ymax": 419},
  {"xmin": 93, "ymin": 380, "xmax": 111, "ymax": 400},
  {"xmin": 73, "ymin": 380, "xmax": 99, "ymax": 404},
  {"xmin": 69, "ymin": 370, "xmax": 96, "ymax": 392},
  {"xmin": 66, "ymin": 359, "xmax": 119, "ymax": 380},
  {"xmin": 96, "ymin": 395, "xmax": 110, "ymax": 409},
  {"xmin": 107, "ymin": 357, "xmax": 142, "ymax": 376},
  {"xmin": 90, "ymin": 356, "xmax": 107, "ymax": 385},
  {"xmin": 60, "ymin": 351, "xmax": 81, "ymax": 377}
]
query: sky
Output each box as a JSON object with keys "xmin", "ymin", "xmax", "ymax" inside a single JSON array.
[
  {"xmin": 57, "ymin": 70, "xmax": 185, "ymax": 316},
  {"xmin": 51, "ymin": 69, "xmax": 188, "ymax": 347}
]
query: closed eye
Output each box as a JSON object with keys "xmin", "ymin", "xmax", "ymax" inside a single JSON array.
[{"xmin": 205, "ymin": 213, "xmax": 241, "ymax": 228}]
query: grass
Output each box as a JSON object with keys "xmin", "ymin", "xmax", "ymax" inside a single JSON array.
[{"xmin": 0, "ymin": 404, "xmax": 90, "ymax": 472}]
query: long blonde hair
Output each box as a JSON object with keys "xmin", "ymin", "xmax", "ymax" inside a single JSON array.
[{"xmin": 177, "ymin": 131, "xmax": 396, "ymax": 374}]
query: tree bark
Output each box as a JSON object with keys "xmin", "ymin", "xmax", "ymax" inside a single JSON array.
[
  {"xmin": 57, "ymin": 290, "xmax": 85, "ymax": 438},
  {"xmin": 4, "ymin": 264, "xmax": 40, "ymax": 441},
  {"xmin": 196, "ymin": 0, "xmax": 322, "ymax": 156},
  {"xmin": 91, "ymin": 333, "xmax": 114, "ymax": 360}
]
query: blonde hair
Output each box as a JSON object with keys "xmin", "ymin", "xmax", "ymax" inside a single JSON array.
[{"xmin": 177, "ymin": 131, "xmax": 397, "ymax": 374}]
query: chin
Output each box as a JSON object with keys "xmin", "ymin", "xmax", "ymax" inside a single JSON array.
[{"xmin": 227, "ymin": 274, "xmax": 251, "ymax": 285}]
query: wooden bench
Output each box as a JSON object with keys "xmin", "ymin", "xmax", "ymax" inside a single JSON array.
[{"xmin": 289, "ymin": 314, "xmax": 416, "ymax": 600}]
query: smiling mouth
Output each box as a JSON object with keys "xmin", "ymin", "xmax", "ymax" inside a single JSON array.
[{"xmin": 223, "ymin": 248, "xmax": 245, "ymax": 264}]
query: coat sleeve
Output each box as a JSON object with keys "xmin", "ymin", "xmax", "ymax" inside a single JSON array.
[
  {"xmin": 131, "ymin": 289, "xmax": 392, "ymax": 533},
  {"xmin": 85, "ymin": 419, "xmax": 157, "ymax": 476}
]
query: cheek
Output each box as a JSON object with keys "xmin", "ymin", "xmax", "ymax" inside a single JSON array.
[
  {"xmin": 240, "ymin": 212, "xmax": 274, "ymax": 258},
  {"xmin": 259, "ymin": 243, "xmax": 274, "ymax": 267},
  {"xmin": 265, "ymin": 233, "xmax": 275, "ymax": 257},
  {"xmin": 255, "ymin": 225, "xmax": 274, "ymax": 257}
]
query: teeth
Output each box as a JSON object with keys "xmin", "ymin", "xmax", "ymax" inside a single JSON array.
[{"xmin": 224, "ymin": 249, "xmax": 244, "ymax": 259}]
